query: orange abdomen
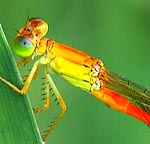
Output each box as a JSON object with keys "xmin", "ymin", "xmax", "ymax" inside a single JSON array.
[{"xmin": 93, "ymin": 88, "xmax": 150, "ymax": 125}]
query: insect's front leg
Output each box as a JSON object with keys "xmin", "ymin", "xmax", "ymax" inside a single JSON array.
[
  {"xmin": 0, "ymin": 60, "xmax": 41, "ymax": 95},
  {"xmin": 16, "ymin": 56, "xmax": 32, "ymax": 66}
]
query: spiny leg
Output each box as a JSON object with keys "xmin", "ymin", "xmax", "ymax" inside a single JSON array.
[
  {"xmin": 0, "ymin": 60, "xmax": 41, "ymax": 95},
  {"xmin": 22, "ymin": 63, "xmax": 42, "ymax": 82},
  {"xmin": 33, "ymin": 67, "xmax": 50, "ymax": 113},
  {"xmin": 42, "ymin": 72, "xmax": 66, "ymax": 142}
]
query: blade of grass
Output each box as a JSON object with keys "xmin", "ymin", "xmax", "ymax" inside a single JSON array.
[{"xmin": 0, "ymin": 24, "xmax": 43, "ymax": 144}]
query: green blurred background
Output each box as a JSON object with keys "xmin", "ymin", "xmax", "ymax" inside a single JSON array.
[{"xmin": 0, "ymin": 0, "xmax": 150, "ymax": 144}]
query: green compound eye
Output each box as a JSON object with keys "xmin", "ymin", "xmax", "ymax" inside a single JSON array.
[{"xmin": 13, "ymin": 36, "xmax": 35, "ymax": 58}]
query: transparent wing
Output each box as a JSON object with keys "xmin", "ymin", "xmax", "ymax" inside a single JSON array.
[{"xmin": 106, "ymin": 69, "xmax": 150, "ymax": 113}]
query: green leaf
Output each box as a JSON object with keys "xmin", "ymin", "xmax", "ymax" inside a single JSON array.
[{"xmin": 0, "ymin": 24, "xmax": 43, "ymax": 143}]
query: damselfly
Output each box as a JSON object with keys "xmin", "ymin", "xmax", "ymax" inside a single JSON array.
[{"xmin": 0, "ymin": 18, "xmax": 150, "ymax": 142}]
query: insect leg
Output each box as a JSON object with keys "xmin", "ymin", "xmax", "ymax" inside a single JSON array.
[
  {"xmin": 33, "ymin": 66, "xmax": 50, "ymax": 113},
  {"xmin": 0, "ymin": 60, "xmax": 41, "ymax": 94},
  {"xmin": 42, "ymin": 72, "xmax": 66, "ymax": 142},
  {"xmin": 17, "ymin": 56, "xmax": 32, "ymax": 66}
]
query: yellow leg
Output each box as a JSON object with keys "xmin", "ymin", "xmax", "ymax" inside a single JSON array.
[
  {"xmin": 0, "ymin": 60, "xmax": 66, "ymax": 142},
  {"xmin": 42, "ymin": 72, "xmax": 66, "ymax": 142},
  {"xmin": 0, "ymin": 60, "xmax": 41, "ymax": 95},
  {"xmin": 33, "ymin": 67, "xmax": 50, "ymax": 113},
  {"xmin": 22, "ymin": 63, "xmax": 41, "ymax": 82}
]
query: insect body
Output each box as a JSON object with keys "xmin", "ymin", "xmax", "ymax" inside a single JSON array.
[{"xmin": 0, "ymin": 18, "xmax": 150, "ymax": 142}]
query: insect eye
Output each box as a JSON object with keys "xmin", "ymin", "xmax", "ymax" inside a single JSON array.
[{"xmin": 13, "ymin": 36, "xmax": 35, "ymax": 58}]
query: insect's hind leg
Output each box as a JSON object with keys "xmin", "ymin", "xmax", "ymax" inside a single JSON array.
[{"xmin": 42, "ymin": 71, "xmax": 66, "ymax": 142}]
